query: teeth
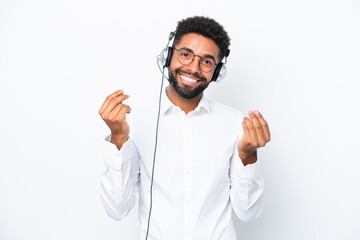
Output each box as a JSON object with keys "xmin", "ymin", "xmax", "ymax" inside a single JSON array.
[{"xmin": 181, "ymin": 75, "xmax": 197, "ymax": 83}]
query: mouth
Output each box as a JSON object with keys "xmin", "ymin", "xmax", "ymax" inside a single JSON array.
[{"xmin": 178, "ymin": 73, "xmax": 202, "ymax": 86}]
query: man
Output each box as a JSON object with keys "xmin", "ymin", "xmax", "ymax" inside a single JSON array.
[{"xmin": 99, "ymin": 16, "xmax": 270, "ymax": 240}]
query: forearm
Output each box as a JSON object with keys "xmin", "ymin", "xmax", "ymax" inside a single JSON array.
[
  {"xmin": 230, "ymin": 158, "xmax": 264, "ymax": 222},
  {"xmin": 100, "ymin": 137, "xmax": 139, "ymax": 220},
  {"xmin": 100, "ymin": 166, "xmax": 136, "ymax": 220}
]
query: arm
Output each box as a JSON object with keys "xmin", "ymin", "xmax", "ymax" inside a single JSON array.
[
  {"xmin": 230, "ymin": 110, "xmax": 270, "ymax": 221},
  {"xmin": 99, "ymin": 90, "xmax": 139, "ymax": 220},
  {"xmin": 100, "ymin": 136, "xmax": 140, "ymax": 220},
  {"xmin": 229, "ymin": 150, "xmax": 264, "ymax": 222}
]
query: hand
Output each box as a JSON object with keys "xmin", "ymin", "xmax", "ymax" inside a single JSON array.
[
  {"xmin": 99, "ymin": 90, "xmax": 131, "ymax": 149},
  {"xmin": 238, "ymin": 110, "xmax": 271, "ymax": 166}
]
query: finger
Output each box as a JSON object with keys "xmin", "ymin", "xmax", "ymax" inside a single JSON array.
[
  {"xmin": 112, "ymin": 103, "xmax": 131, "ymax": 117},
  {"xmin": 102, "ymin": 94, "xmax": 130, "ymax": 115},
  {"xmin": 99, "ymin": 90, "xmax": 124, "ymax": 115},
  {"xmin": 116, "ymin": 104, "xmax": 131, "ymax": 122},
  {"xmin": 255, "ymin": 111, "xmax": 271, "ymax": 142},
  {"xmin": 249, "ymin": 111, "xmax": 267, "ymax": 147},
  {"xmin": 242, "ymin": 118, "xmax": 251, "ymax": 140},
  {"xmin": 244, "ymin": 117, "xmax": 258, "ymax": 145},
  {"xmin": 107, "ymin": 103, "xmax": 126, "ymax": 121}
]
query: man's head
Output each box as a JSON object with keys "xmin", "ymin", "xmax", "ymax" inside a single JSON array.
[
  {"xmin": 173, "ymin": 16, "xmax": 230, "ymax": 61},
  {"xmin": 168, "ymin": 16, "xmax": 230, "ymax": 99}
]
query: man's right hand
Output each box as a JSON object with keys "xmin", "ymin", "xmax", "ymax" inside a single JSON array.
[{"xmin": 99, "ymin": 90, "xmax": 131, "ymax": 150}]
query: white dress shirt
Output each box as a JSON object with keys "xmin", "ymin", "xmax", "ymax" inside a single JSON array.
[{"xmin": 100, "ymin": 87, "xmax": 264, "ymax": 240}]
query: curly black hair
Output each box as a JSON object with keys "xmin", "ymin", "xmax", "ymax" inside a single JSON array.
[{"xmin": 173, "ymin": 16, "xmax": 230, "ymax": 61}]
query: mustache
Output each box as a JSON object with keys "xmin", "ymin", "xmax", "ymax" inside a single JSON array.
[{"xmin": 175, "ymin": 69, "xmax": 207, "ymax": 82}]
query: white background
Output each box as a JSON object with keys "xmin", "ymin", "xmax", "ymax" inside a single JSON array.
[{"xmin": 1, "ymin": 0, "xmax": 359, "ymax": 239}]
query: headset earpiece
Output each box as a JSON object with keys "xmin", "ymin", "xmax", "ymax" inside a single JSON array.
[
  {"xmin": 212, "ymin": 49, "xmax": 230, "ymax": 82},
  {"xmin": 214, "ymin": 64, "xmax": 227, "ymax": 82},
  {"xmin": 164, "ymin": 46, "xmax": 173, "ymax": 68},
  {"xmin": 164, "ymin": 31, "xmax": 176, "ymax": 68},
  {"xmin": 211, "ymin": 63, "xmax": 227, "ymax": 82},
  {"xmin": 211, "ymin": 63, "xmax": 223, "ymax": 82},
  {"xmin": 157, "ymin": 31, "xmax": 176, "ymax": 69}
]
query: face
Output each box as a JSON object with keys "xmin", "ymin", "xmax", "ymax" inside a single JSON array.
[{"xmin": 168, "ymin": 33, "xmax": 220, "ymax": 99}]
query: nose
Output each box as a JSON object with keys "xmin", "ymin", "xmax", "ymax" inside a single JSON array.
[{"xmin": 185, "ymin": 56, "xmax": 202, "ymax": 74}]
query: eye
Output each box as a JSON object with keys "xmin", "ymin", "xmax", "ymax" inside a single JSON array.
[
  {"xmin": 178, "ymin": 49, "xmax": 193, "ymax": 59},
  {"xmin": 203, "ymin": 58, "xmax": 214, "ymax": 66},
  {"xmin": 180, "ymin": 52, "xmax": 192, "ymax": 59}
]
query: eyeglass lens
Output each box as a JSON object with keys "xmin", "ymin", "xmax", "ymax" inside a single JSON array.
[{"xmin": 176, "ymin": 49, "xmax": 215, "ymax": 72}]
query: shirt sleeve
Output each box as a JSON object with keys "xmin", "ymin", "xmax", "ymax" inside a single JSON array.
[
  {"xmin": 100, "ymin": 135, "xmax": 140, "ymax": 221},
  {"xmin": 229, "ymin": 114, "xmax": 265, "ymax": 222}
]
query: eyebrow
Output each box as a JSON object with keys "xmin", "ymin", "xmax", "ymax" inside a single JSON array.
[{"xmin": 179, "ymin": 47, "xmax": 217, "ymax": 63}]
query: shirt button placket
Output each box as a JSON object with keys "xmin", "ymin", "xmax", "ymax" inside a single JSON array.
[{"xmin": 183, "ymin": 116, "xmax": 192, "ymax": 240}]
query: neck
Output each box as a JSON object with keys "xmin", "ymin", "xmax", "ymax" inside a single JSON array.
[{"xmin": 167, "ymin": 85, "xmax": 202, "ymax": 115}]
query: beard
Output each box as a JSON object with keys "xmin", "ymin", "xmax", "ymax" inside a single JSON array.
[{"xmin": 168, "ymin": 68, "xmax": 211, "ymax": 99}]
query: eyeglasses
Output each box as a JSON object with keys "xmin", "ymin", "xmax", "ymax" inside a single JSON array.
[{"xmin": 173, "ymin": 47, "xmax": 218, "ymax": 72}]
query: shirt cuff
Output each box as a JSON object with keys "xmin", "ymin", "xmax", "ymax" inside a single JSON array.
[
  {"xmin": 238, "ymin": 155, "xmax": 261, "ymax": 180},
  {"xmin": 103, "ymin": 135, "xmax": 130, "ymax": 169}
]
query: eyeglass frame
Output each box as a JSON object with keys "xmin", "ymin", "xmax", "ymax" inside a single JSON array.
[{"xmin": 172, "ymin": 47, "xmax": 219, "ymax": 73}]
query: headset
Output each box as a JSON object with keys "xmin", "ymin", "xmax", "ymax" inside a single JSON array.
[
  {"xmin": 157, "ymin": 31, "xmax": 230, "ymax": 83},
  {"xmin": 146, "ymin": 31, "xmax": 230, "ymax": 240}
]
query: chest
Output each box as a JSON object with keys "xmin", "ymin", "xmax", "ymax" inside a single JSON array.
[{"xmin": 132, "ymin": 112, "xmax": 239, "ymax": 185}]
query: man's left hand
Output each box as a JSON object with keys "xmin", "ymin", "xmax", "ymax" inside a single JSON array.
[{"xmin": 238, "ymin": 110, "xmax": 271, "ymax": 166}]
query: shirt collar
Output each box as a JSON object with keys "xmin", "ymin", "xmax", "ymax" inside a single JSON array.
[{"xmin": 160, "ymin": 86, "xmax": 211, "ymax": 116}]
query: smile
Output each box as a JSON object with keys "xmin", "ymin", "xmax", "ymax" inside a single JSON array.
[{"xmin": 179, "ymin": 73, "xmax": 201, "ymax": 85}]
